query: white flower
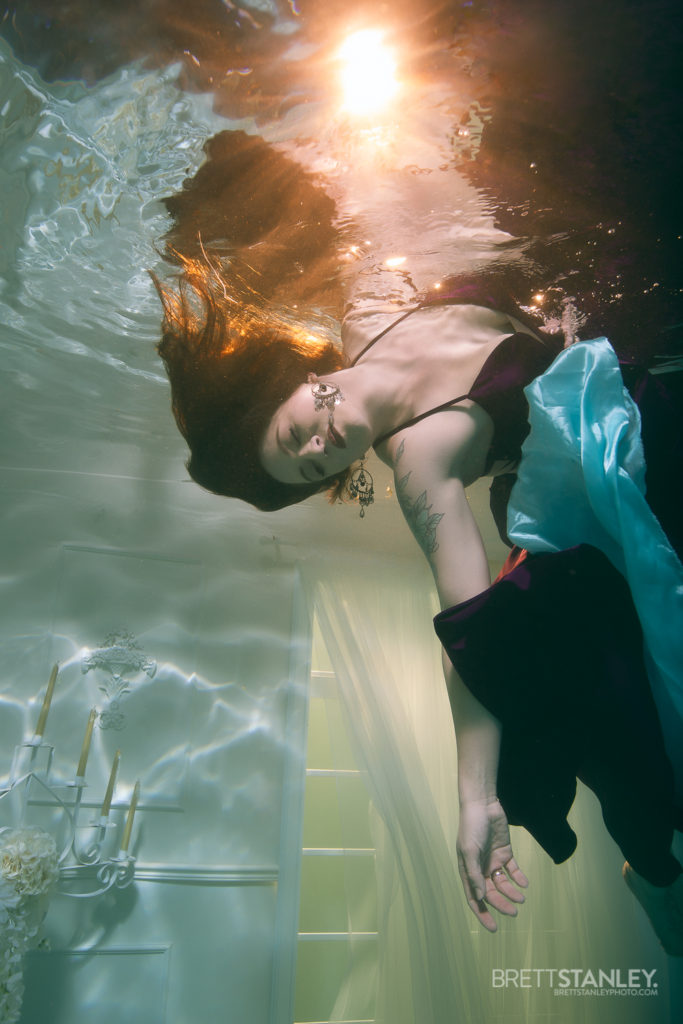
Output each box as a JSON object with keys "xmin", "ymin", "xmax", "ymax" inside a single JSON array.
[
  {"xmin": 0, "ymin": 829, "xmax": 58, "ymax": 1024},
  {"xmin": 0, "ymin": 828, "xmax": 59, "ymax": 899},
  {"xmin": 0, "ymin": 875, "xmax": 21, "ymax": 916}
]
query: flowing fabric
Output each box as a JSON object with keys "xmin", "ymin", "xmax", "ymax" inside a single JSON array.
[
  {"xmin": 306, "ymin": 564, "xmax": 668, "ymax": 1024},
  {"xmin": 311, "ymin": 570, "xmax": 483, "ymax": 1024},
  {"xmin": 507, "ymin": 338, "xmax": 683, "ymax": 781}
]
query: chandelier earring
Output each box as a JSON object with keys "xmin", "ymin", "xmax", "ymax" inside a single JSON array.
[
  {"xmin": 348, "ymin": 457, "xmax": 375, "ymax": 518},
  {"xmin": 308, "ymin": 373, "xmax": 345, "ymax": 416}
]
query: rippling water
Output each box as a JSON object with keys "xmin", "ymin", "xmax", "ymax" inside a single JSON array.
[
  {"xmin": 1, "ymin": 0, "xmax": 681, "ymax": 470},
  {"xmin": 0, "ymin": 43, "xmax": 234, "ymax": 469}
]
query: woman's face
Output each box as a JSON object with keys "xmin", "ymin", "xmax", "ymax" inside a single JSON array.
[{"xmin": 259, "ymin": 378, "xmax": 367, "ymax": 485}]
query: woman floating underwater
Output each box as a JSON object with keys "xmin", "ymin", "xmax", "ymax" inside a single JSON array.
[{"xmin": 153, "ymin": 254, "xmax": 683, "ymax": 955}]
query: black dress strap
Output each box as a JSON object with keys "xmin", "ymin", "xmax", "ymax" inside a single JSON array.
[
  {"xmin": 349, "ymin": 303, "xmax": 426, "ymax": 366},
  {"xmin": 373, "ymin": 391, "xmax": 470, "ymax": 447}
]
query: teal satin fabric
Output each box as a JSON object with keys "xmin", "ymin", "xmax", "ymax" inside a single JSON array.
[{"xmin": 508, "ymin": 338, "xmax": 683, "ymax": 776}]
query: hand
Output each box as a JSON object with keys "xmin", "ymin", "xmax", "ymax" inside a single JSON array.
[{"xmin": 457, "ymin": 798, "xmax": 529, "ymax": 933}]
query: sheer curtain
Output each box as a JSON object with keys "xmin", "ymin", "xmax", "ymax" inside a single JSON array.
[
  {"xmin": 307, "ymin": 559, "xmax": 671, "ymax": 1024},
  {"xmin": 311, "ymin": 564, "xmax": 482, "ymax": 1024}
]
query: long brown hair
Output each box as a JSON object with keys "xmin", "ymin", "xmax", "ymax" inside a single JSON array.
[{"xmin": 153, "ymin": 255, "xmax": 350, "ymax": 511}]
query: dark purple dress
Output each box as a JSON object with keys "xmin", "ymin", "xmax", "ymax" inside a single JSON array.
[{"xmin": 434, "ymin": 544, "xmax": 681, "ymax": 886}]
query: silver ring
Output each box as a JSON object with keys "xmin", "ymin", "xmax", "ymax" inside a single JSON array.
[{"xmin": 491, "ymin": 868, "xmax": 505, "ymax": 879}]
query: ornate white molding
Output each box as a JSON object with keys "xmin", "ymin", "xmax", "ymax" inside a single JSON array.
[
  {"xmin": 98, "ymin": 863, "xmax": 279, "ymax": 884},
  {"xmin": 301, "ymin": 848, "xmax": 374, "ymax": 857},
  {"xmin": 81, "ymin": 628, "xmax": 157, "ymax": 732},
  {"xmin": 28, "ymin": 944, "xmax": 171, "ymax": 957}
]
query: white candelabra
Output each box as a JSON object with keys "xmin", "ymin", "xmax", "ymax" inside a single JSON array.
[
  {"xmin": 0, "ymin": 665, "xmax": 143, "ymax": 1024},
  {"xmin": 1, "ymin": 664, "xmax": 141, "ymax": 899}
]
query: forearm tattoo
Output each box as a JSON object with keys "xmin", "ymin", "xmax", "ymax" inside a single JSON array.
[{"xmin": 395, "ymin": 440, "xmax": 444, "ymax": 555}]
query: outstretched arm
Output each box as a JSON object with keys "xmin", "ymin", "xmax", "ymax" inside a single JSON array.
[
  {"xmin": 391, "ymin": 416, "xmax": 528, "ymax": 930},
  {"xmin": 443, "ymin": 653, "xmax": 528, "ymax": 931}
]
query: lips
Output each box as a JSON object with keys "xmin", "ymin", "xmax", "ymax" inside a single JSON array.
[{"xmin": 327, "ymin": 423, "xmax": 347, "ymax": 449}]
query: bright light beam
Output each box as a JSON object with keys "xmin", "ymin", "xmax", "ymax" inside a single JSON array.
[{"xmin": 338, "ymin": 30, "xmax": 399, "ymax": 116}]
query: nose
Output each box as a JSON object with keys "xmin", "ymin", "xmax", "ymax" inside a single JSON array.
[{"xmin": 300, "ymin": 434, "xmax": 325, "ymax": 457}]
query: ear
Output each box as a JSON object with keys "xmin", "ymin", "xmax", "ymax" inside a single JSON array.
[{"xmin": 307, "ymin": 372, "xmax": 319, "ymax": 384}]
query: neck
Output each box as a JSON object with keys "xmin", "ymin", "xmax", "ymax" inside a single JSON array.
[{"xmin": 326, "ymin": 361, "xmax": 413, "ymax": 445}]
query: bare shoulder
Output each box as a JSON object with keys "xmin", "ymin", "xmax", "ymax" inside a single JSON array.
[{"xmin": 376, "ymin": 402, "xmax": 495, "ymax": 487}]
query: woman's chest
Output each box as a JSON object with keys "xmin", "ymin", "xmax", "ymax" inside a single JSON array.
[{"xmin": 343, "ymin": 302, "xmax": 513, "ymax": 416}]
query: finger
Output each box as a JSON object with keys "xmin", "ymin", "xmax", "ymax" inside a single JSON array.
[
  {"xmin": 457, "ymin": 852, "xmax": 498, "ymax": 930},
  {"xmin": 484, "ymin": 881, "xmax": 521, "ymax": 918},
  {"xmin": 466, "ymin": 894, "xmax": 498, "ymax": 933},
  {"xmin": 490, "ymin": 870, "xmax": 526, "ymax": 905},
  {"xmin": 458, "ymin": 852, "xmax": 487, "ymax": 904},
  {"xmin": 505, "ymin": 857, "xmax": 529, "ymax": 889}
]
